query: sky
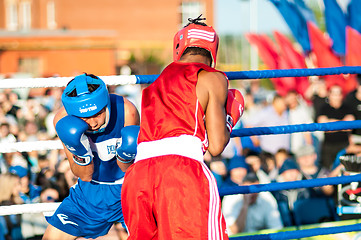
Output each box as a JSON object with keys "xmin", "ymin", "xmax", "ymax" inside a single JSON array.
[
  {"xmin": 214, "ymin": 0, "xmax": 351, "ymax": 35},
  {"xmin": 215, "ymin": 0, "xmax": 290, "ymax": 35}
]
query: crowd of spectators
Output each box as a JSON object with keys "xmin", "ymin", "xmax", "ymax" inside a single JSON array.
[{"xmin": 0, "ymin": 75, "xmax": 360, "ymax": 239}]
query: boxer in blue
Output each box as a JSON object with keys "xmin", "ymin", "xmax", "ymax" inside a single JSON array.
[{"xmin": 42, "ymin": 73, "xmax": 140, "ymax": 240}]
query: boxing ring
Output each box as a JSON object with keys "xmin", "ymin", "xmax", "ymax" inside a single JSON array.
[{"xmin": 1, "ymin": 66, "xmax": 361, "ymax": 239}]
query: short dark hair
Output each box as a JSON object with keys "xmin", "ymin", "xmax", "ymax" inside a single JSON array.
[
  {"xmin": 67, "ymin": 73, "xmax": 100, "ymax": 97},
  {"xmin": 181, "ymin": 47, "xmax": 212, "ymax": 59},
  {"xmin": 243, "ymin": 172, "xmax": 259, "ymax": 184}
]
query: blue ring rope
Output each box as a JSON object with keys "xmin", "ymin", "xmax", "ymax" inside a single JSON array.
[
  {"xmin": 219, "ymin": 173, "xmax": 361, "ymax": 196},
  {"xmin": 135, "ymin": 66, "xmax": 361, "ymax": 84},
  {"xmin": 230, "ymin": 120, "xmax": 361, "ymax": 137},
  {"xmin": 230, "ymin": 223, "xmax": 361, "ymax": 240}
]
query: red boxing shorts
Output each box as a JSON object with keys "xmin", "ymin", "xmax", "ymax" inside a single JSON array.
[{"xmin": 121, "ymin": 135, "xmax": 229, "ymax": 240}]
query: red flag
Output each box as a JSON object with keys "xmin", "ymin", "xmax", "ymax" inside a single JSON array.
[
  {"xmin": 245, "ymin": 33, "xmax": 279, "ymax": 69},
  {"xmin": 276, "ymin": 55, "xmax": 297, "ymax": 96},
  {"xmin": 346, "ymin": 26, "xmax": 361, "ymax": 66},
  {"xmin": 274, "ymin": 31, "xmax": 309, "ymax": 98},
  {"xmin": 307, "ymin": 22, "xmax": 356, "ymax": 93},
  {"xmin": 307, "ymin": 22, "xmax": 342, "ymax": 68},
  {"xmin": 246, "ymin": 33, "xmax": 297, "ymax": 96}
]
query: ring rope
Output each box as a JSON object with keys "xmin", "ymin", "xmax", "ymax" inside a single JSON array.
[
  {"xmin": 224, "ymin": 66, "xmax": 361, "ymax": 81},
  {"xmin": 0, "ymin": 140, "xmax": 63, "ymax": 153},
  {"xmin": 0, "ymin": 202, "xmax": 61, "ymax": 216},
  {"xmin": 230, "ymin": 223, "xmax": 361, "ymax": 240},
  {"xmin": 1, "ymin": 66, "xmax": 361, "ymax": 89},
  {"xmin": 1, "ymin": 121, "xmax": 358, "ymax": 153},
  {"xmin": 231, "ymin": 120, "xmax": 361, "ymax": 137},
  {"xmin": 219, "ymin": 173, "xmax": 361, "ymax": 196}
]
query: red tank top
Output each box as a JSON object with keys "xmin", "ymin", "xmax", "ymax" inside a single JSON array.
[{"xmin": 138, "ymin": 62, "xmax": 226, "ymax": 151}]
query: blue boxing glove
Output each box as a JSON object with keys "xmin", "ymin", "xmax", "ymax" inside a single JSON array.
[
  {"xmin": 55, "ymin": 115, "xmax": 93, "ymax": 166},
  {"xmin": 116, "ymin": 125, "xmax": 140, "ymax": 164}
]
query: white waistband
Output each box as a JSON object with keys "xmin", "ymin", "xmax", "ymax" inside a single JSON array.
[
  {"xmin": 135, "ymin": 135, "xmax": 204, "ymax": 163},
  {"xmin": 90, "ymin": 178, "xmax": 124, "ymax": 185}
]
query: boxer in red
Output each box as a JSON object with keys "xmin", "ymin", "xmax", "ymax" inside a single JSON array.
[{"xmin": 121, "ymin": 15, "xmax": 244, "ymax": 240}]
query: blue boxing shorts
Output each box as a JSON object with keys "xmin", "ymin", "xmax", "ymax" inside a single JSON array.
[{"xmin": 45, "ymin": 178, "xmax": 125, "ymax": 239}]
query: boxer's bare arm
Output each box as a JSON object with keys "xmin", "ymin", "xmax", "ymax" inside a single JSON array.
[{"xmin": 197, "ymin": 70, "xmax": 230, "ymax": 156}]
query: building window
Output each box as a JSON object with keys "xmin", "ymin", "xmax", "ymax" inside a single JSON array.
[
  {"xmin": 47, "ymin": 1, "xmax": 57, "ymax": 29},
  {"xmin": 179, "ymin": 1, "xmax": 204, "ymax": 27},
  {"xmin": 19, "ymin": 1, "xmax": 31, "ymax": 30},
  {"xmin": 18, "ymin": 58, "xmax": 41, "ymax": 77},
  {"xmin": 6, "ymin": 1, "xmax": 18, "ymax": 31}
]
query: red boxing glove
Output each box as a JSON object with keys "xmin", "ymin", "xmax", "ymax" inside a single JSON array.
[{"xmin": 226, "ymin": 89, "xmax": 244, "ymax": 133}]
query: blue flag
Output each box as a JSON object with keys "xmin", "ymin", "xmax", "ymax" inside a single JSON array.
[
  {"xmin": 348, "ymin": 0, "xmax": 361, "ymax": 34},
  {"xmin": 269, "ymin": 0, "xmax": 311, "ymax": 53},
  {"xmin": 323, "ymin": 0, "xmax": 347, "ymax": 55},
  {"xmin": 294, "ymin": 0, "xmax": 317, "ymax": 24}
]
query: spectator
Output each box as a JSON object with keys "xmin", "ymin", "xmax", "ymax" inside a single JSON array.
[
  {"xmin": 0, "ymin": 173, "xmax": 23, "ymax": 240},
  {"xmin": 344, "ymin": 74, "xmax": 361, "ymax": 140},
  {"xmin": 9, "ymin": 165, "xmax": 41, "ymax": 204},
  {"xmin": 295, "ymin": 145, "xmax": 334, "ymax": 197},
  {"xmin": 1, "ymin": 152, "xmax": 28, "ymax": 173},
  {"xmin": 244, "ymin": 151, "xmax": 271, "ymax": 184},
  {"xmin": 222, "ymin": 172, "xmax": 283, "ymax": 235},
  {"xmin": 224, "ymin": 155, "xmax": 249, "ymax": 187},
  {"xmin": 274, "ymin": 148, "xmax": 292, "ymax": 169},
  {"xmin": 10, "ymin": 164, "xmax": 49, "ymax": 239},
  {"xmin": 246, "ymin": 79, "xmax": 274, "ymax": 105},
  {"xmin": 247, "ymin": 94, "xmax": 290, "ymax": 154},
  {"xmin": 259, "ymin": 151, "xmax": 277, "ymax": 180},
  {"xmin": 272, "ymin": 159, "xmax": 308, "ymax": 227},
  {"xmin": 208, "ymin": 138, "xmax": 240, "ymax": 188},
  {"xmin": 317, "ymin": 84, "xmax": 355, "ymax": 170},
  {"xmin": 43, "ymin": 87, "xmax": 63, "ymax": 112},
  {"xmin": 35, "ymin": 155, "xmax": 70, "ymax": 202},
  {"xmin": 0, "ymin": 122, "xmax": 16, "ymax": 144},
  {"xmin": 285, "ymin": 90, "xmax": 314, "ymax": 154},
  {"xmin": 332, "ymin": 134, "xmax": 361, "ymax": 176},
  {"xmin": 1, "ymin": 91, "xmax": 20, "ymax": 123},
  {"xmin": 304, "ymin": 77, "xmax": 328, "ymax": 121}
]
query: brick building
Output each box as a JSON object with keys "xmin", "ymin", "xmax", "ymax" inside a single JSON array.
[{"xmin": 0, "ymin": 0, "xmax": 214, "ymax": 77}]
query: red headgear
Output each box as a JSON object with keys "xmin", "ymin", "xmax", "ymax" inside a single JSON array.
[{"xmin": 173, "ymin": 23, "xmax": 219, "ymax": 68}]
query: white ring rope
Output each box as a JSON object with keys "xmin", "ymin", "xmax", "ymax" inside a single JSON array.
[
  {"xmin": 0, "ymin": 75, "xmax": 138, "ymax": 89},
  {"xmin": 0, "ymin": 140, "xmax": 63, "ymax": 153},
  {"xmin": 0, "ymin": 203, "xmax": 61, "ymax": 216}
]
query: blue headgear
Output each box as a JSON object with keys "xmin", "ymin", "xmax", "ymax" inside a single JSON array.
[{"xmin": 62, "ymin": 73, "xmax": 110, "ymax": 119}]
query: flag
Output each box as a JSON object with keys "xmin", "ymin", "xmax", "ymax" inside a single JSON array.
[
  {"xmin": 347, "ymin": 0, "xmax": 361, "ymax": 34},
  {"xmin": 323, "ymin": 0, "xmax": 347, "ymax": 55},
  {"xmin": 269, "ymin": 0, "xmax": 311, "ymax": 53},
  {"xmin": 308, "ymin": 22, "xmax": 357, "ymax": 94},
  {"xmin": 294, "ymin": 0, "xmax": 317, "ymax": 23},
  {"xmin": 274, "ymin": 31, "xmax": 306, "ymax": 69},
  {"xmin": 346, "ymin": 26, "xmax": 361, "ymax": 66},
  {"xmin": 245, "ymin": 33, "xmax": 279, "ymax": 70},
  {"xmin": 246, "ymin": 33, "xmax": 296, "ymax": 96},
  {"xmin": 274, "ymin": 31, "xmax": 309, "ymax": 97},
  {"xmin": 275, "ymin": 55, "xmax": 297, "ymax": 96}
]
